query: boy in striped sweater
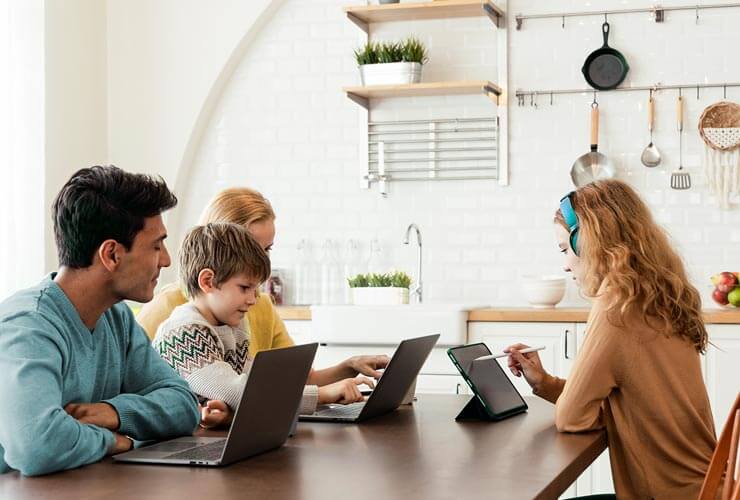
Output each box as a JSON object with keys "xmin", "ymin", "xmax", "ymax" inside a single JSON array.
[{"xmin": 154, "ymin": 222, "xmax": 374, "ymax": 428}]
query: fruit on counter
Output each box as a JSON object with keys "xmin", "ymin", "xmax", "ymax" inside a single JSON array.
[
  {"xmin": 729, "ymin": 287, "xmax": 740, "ymax": 307},
  {"xmin": 712, "ymin": 288, "xmax": 730, "ymax": 306},
  {"xmin": 715, "ymin": 271, "xmax": 739, "ymax": 293},
  {"xmin": 710, "ymin": 271, "xmax": 739, "ymax": 307}
]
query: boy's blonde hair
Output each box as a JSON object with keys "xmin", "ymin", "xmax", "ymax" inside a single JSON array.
[
  {"xmin": 555, "ymin": 179, "xmax": 707, "ymax": 352},
  {"xmin": 199, "ymin": 187, "xmax": 275, "ymax": 228},
  {"xmin": 179, "ymin": 222, "xmax": 271, "ymax": 298}
]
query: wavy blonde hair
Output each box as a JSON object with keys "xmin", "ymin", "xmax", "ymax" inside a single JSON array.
[
  {"xmin": 199, "ymin": 187, "xmax": 275, "ymax": 227},
  {"xmin": 555, "ymin": 180, "xmax": 707, "ymax": 352}
]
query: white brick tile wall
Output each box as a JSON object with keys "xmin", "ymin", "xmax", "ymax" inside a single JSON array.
[{"xmin": 178, "ymin": 0, "xmax": 740, "ymax": 307}]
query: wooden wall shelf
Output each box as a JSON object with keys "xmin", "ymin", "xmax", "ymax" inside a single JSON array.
[
  {"xmin": 343, "ymin": 80, "xmax": 501, "ymax": 109},
  {"xmin": 344, "ymin": 0, "xmax": 504, "ymax": 32}
]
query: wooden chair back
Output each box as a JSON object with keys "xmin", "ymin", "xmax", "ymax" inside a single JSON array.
[{"xmin": 699, "ymin": 393, "xmax": 740, "ymax": 500}]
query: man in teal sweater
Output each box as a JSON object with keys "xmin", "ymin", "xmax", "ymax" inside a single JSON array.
[{"xmin": 0, "ymin": 165, "xmax": 200, "ymax": 476}]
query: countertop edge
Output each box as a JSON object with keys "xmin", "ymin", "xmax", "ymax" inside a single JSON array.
[{"xmin": 277, "ymin": 306, "xmax": 740, "ymax": 324}]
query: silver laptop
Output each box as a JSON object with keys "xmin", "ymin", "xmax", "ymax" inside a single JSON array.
[
  {"xmin": 114, "ymin": 342, "xmax": 318, "ymax": 466},
  {"xmin": 300, "ymin": 334, "xmax": 439, "ymax": 423}
]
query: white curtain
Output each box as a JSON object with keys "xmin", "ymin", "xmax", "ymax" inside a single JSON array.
[{"xmin": 0, "ymin": 0, "xmax": 45, "ymax": 301}]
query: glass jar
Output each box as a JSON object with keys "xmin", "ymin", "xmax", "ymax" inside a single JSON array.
[{"xmin": 266, "ymin": 269, "xmax": 285, "ymax": 306}]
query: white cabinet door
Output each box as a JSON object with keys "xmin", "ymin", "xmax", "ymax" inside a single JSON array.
[
  {"xmin": 705, "ymin": 324, "xmax": 740, "ymax": 432},
  {"xmin": 574, "ymin": 323, "xmax": 615, "ymax": 496},
  {"xmin": 467, "ymin": 321, "xmax": 576, "ymax": 398}
]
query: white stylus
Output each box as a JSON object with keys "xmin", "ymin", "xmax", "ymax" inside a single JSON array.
[{"xmin": 474, "ymin": 345, "xmax": 546, "ymax": 361}]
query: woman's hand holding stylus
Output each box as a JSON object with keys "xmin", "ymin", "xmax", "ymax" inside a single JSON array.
[{"xmin": 504, "ymin": 343, "xmax": 549, "ymax": 392}]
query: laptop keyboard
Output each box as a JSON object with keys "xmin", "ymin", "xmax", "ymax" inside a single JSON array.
[
  {"xmin": 314, "ymin": 402, "xmax": 365, "ymax": 418},
  {"xmin": 164, "ymin": 440, "xmax": 227, "ymax": 461},
  {"xmin": 141, "ymin": 441, "xmax": 201, "ymax": 453}
]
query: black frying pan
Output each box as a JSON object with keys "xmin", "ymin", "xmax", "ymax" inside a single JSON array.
[{"xmin": 582, "ymin": 22, "xmax": 629, "ymax": 91}]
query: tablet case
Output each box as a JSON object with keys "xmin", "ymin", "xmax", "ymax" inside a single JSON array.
[
  {"xmin": 455, "ymin": 395, "xmax": 497, "ymax": 421},
  {"xmin": 454, "ymin": 357, "xmax": 528, "ymax": 422}
]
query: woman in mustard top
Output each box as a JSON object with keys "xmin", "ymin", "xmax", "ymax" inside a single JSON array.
[{"xmin": 137, "ymin": 188, "xmax": 390, "ymax": 409}]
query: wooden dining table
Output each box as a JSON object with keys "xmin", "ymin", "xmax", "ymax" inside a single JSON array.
[{"xmin": 0, "ymin": 394, "xmax": 607, "ymax": 500}]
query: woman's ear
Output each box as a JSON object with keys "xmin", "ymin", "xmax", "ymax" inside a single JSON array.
[
  {"xmin": 98, "ymin": 239, "xmax": 121, "ymax": 272},
  {"xmin": 198, "ymin": 269, "xmax": 216, "ymax": 294}
]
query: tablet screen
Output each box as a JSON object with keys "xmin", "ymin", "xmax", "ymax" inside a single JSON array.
[{"xmin": 450, "ymin": 344, "xmax": 526, "ymax": 416}]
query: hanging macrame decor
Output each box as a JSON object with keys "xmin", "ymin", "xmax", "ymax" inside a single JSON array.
[{"xmin": 699, "ymin": 101, "xmax": 740, "ymax": 209}]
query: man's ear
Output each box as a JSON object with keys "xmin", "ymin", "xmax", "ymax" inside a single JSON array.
[
  {"xmin": 198, "ymin": 269, "xmax": 216, "ymax": 294},
  {"xmin": 98, "ymin": 240, "xmax": 121, "ymax": 272}
]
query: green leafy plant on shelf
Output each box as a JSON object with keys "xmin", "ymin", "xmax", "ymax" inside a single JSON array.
[
  {"xmin": 401, "ymin": 37, "xmax": 428, "ymax": 64},
  {"xmin": 347, "ymin": 271, "xmax": 412, "ymax": 289},
  {"xmin": 353, "ymin": 37, "xmax": 428, "ymax": 66},
  {"xmin": 353, "ymin": 41, "xmax": 379, "ymax": 66}
]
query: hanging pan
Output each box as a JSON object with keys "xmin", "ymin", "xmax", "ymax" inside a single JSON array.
[
  {"xmin": 582, "ymin": 22, "xmax": 629, "ymax": 91},
  {"xmin": 570, "ymin": 102, "xmax": 616, "ymax": 187}
]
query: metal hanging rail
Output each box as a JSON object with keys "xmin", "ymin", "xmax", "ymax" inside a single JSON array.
[
  {"xmin": 369, "ymin": 146, "xmax": 496, "ymax": 154},
  {"xmin": 368, "ymin": 118, "xmax": 496, "ymax": 126},
  {"xmin": 368, "ymin": 165, "xmax": 497, "ymax": 174},
  {"xmin": 515, "ymin": 81, "xmax": 740, "ymax": 106},
  {"xmin": 368, "ymin": 137, "xmax": 495, "ymax": 146},
  {"xmin": 515, "ymin": 3, "xmax": 740, "ymax": 30}
]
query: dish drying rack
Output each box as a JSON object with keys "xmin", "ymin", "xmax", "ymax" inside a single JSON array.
[{"xmin": 362, "ymin": 117, "xmax": 499, "ymax": 196}]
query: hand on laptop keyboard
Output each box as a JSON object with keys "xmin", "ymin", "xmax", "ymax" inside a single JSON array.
[{"xmin": 318, "ymin": 376, "xmax": 375, "ymax": 405}]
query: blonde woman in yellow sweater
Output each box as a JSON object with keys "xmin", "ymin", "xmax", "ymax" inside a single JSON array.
[
  {"xmin": 137, "ymin": 188, "xmax": 390, "ymax": 402},
  {"xmin": 506, "ymin": 180, "xmax": 716, "ymax": 499}
]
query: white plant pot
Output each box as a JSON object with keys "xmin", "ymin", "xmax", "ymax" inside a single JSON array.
[
  {"xmin": 351, "ymin": 287, "xmax": 410, "ymax": 305},
  {"xmin": 359, "ymin": 62, "xmax": 422, "ymax": 86}
]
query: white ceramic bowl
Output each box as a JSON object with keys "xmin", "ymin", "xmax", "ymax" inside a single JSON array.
[{"xmin": 520, "ymin": 275, "xmax": 567, "ymax": 309}]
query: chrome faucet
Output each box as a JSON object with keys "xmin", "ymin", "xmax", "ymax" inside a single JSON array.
[{"xmin": 403, "ymin": 223, "xmax": 423, "ymax": 303}]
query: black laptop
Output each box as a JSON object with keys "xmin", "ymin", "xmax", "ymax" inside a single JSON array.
[
  {"xmin": 299, "ymin": 334, "xmax": 439, "ymax": 423},
  {"xmin": 114, "ymin": 342, "xmax": 317, "ymax": 466}
]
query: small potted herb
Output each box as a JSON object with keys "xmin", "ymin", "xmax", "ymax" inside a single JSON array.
[
  {"xmin": 354, "ymin": 37, "xmax": 428, "ymax": 86},
  {"xmin": 347, "ymin": 271, "xmax": 412, "ymax": 305}
]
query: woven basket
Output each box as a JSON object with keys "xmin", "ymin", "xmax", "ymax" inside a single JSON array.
[{"xmin": 699, "ymin": 101, "xmax": 740, "ymax": 151}]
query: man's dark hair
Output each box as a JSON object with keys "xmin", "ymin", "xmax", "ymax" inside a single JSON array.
[{"xmin": 52, "ymin": 165, "xmax": 178, "ymax": 268}]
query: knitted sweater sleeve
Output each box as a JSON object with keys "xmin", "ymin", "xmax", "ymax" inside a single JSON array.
[{"xmin": 154, "ymin": 323, "xmax": 247, "ymax": 411}]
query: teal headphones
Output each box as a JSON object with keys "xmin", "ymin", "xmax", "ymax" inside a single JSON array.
[{"xmin": 559, "ymin": 192, "xmax": 580, "ymax": 256}]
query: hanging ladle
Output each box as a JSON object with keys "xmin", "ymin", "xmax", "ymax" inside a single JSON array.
[{"xmin": 641, "ymin": 92, "xmax": 661, "ymax": 167}]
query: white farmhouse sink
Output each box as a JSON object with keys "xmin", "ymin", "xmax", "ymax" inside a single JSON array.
[{"xmin": 310, "ymin": 304, "xmax": 487, "ymax": 346}]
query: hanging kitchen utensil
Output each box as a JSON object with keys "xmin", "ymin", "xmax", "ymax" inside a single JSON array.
[
  {"xmin": 671, "ymin": 94, "xmax": 691, "ymax": 190},
  {"xmin": 582, "ymin": 22, "xmax": 629, "ymax": 91},
  {"xmin": 641, "ymin": 92, "xmax": 661, "ymax": 167},
  {"xmin": 699, "ymin": 101, "xmax": 740, "ymax": 208},
  {"xmin": 570, "ymin": 101, "xmax": 616, "ymax": 187}
]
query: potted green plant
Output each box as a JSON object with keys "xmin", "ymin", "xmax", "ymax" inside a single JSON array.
[
  {"xmin": 354, "ymin": 37, "xmax": 428, "ymax": 86},
  {"xmin": 347, "ymin": 271, "xmax": 412, "ymax": 305}
]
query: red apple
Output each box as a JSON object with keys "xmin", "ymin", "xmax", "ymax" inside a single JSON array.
[
  {"xmin": 716, "ymin": 271, "xmax": 739, "ymax": 293},
  {"xmin": 713, "ymin": 288, "xmax": 730, "ymax": 306}
]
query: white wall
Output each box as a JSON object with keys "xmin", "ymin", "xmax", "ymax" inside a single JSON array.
[
  {"xmin": 173, "ymin": 0, "xmax": 740, "ymax": 307},
  {"xmin": 0, "ymin": 0, "xmax": 45, "ymax": 298},
  {"xmin": 43, "ymin": 0, "xmax": 109, "ymax": 271},
  {"xmin": 105, "ymin": 0, "xmax": 279, "ymax": 188},
  {"xmin": 38, "ymin": 0, "xmax": 278, "ymax": 273}
]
